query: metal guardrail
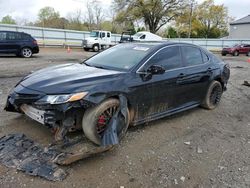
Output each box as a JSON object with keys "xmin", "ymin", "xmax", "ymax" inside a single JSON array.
[{"xmin": 1, "ymin": 24, "xmax": 250, "ymax": 50}]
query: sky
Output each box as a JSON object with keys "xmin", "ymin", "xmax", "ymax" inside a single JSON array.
[{"xmin": 0, "ymin": 0, "xmax": 249, "ymax": 24}]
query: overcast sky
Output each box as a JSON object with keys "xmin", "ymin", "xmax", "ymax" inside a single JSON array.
[{"xmin": 0, "ymin": 0, "xmax": 249, "ymax": 24}]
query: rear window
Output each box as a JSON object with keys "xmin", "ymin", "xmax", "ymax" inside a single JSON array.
[
  {"xmin": 22, "ymin": 33, "xmax": 31, "ymax": 40},
  {"xmin": 181, "ymin": 46, "xmax": 203, "ymax": 66},
  {"xmin": 201, "ymin": 51, "xmax": 209, "ymax": 63}
]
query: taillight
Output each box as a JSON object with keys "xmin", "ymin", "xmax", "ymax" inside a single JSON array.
[{"xmin": 33, "ymin": 40, "xmax": 37, "ymax": 45}]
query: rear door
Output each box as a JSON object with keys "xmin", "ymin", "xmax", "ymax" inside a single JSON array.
[
  {"xmin": 6, "ymin": 32, "xmax": 22, "ymax": 53},
  {"xmin": 180, "ymin": 45, "xmax": 213, "ymax": 103},
  {"xmin": 244, "ymin": 44, "xmax": 250, "ymax": 53},
  {"xmin": 0, "ymin": 31, "xmax": 8, "ymax": 53}
]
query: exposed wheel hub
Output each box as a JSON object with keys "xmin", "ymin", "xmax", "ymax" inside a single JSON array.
[{"xmin": 96, "ymin": 106, "xmax": 118, "ymax": 135}]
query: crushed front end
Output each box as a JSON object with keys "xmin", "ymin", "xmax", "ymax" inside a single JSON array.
[{"xmin": 5, "ymin": 84, "xmax": 94, "ymax": 143}]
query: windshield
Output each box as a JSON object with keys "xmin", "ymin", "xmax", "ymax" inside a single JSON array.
[
  {"xmin": 133, "ymin": 33, "xmax": 143, "ymax": 39},
  {"xmin": 85, "ymin": 44, "xmax": 154, "ymax": 71},
  {"xmin": 228, "ymin": 44, "xmax": 239, "ymax": 47},
  {"xmin": 90, "ymin": 31, "xmax": 99, "ymax": 38}
]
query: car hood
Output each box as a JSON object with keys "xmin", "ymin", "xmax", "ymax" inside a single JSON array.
[{"xmin": 20, "ymin": 63, "xmax": 125, "ymax": 94}]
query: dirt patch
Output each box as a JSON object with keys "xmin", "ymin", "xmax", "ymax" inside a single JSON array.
[{"xmin": 0, "ymin": 49, "xmax": 249, "ymax": 187}]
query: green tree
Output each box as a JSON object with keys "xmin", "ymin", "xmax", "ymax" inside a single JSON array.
[
  {"xmin": 196, "ymin": 0, "xmax": 229, "ymax": 38},
  {"xmin": 36, "ymin": 6, "xmax": 67, "ymax": 28},
  {"xmin": 175, "ymin": 0, "xmax": 229, "ymax": 38},
  {"xmin": 1, "ymin": 15, "xmax": 16, "ymax": 24},
  {"xmin": 113, "ymin": 0, "xmax": 187, "ymax": 33},
  {"xmin": 165, "ymin": 26, "xmax": 178, "ymax": 38}
]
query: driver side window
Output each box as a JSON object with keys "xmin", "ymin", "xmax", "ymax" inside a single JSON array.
[{"xmin": 146, "ymin": 46, "xmax": 183, "ymax": 70}]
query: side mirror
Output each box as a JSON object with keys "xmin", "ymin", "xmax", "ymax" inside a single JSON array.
[{"xmin": 147, "ymin": 65, "xmax": 165, "ymax": 75}]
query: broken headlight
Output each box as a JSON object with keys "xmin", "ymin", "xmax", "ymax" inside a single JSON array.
[{"xmin": 35, "ymin": 92, "xmax": 88, "ymax": 105}]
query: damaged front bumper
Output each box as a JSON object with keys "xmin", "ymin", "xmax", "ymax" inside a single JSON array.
[{"xmin": 5, "ymin": 85, "xmax": 94, "ymax": 141}]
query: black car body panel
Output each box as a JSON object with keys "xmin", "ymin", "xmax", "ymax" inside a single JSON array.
[
  {"xmin": 0, "ymin": 30, "xmax": 39, "ymax": 55},
  {"xmin": 5, "ymin": 42, "xmax": 230, "ymax": 133}
]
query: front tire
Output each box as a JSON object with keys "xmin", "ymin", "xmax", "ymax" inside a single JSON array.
[
  {"xmin": 92, "ymin": 44, "xmax": 99, "ymax": 52},
  {"xmin": 21, "ymin": 47, "xmax": 32, "ymax": 58},
  {"xmin": 82, "ymin": 98, "xmax": 129, "ymax": 145},
  {"xmin": 201, "ymin": 81, "xmax": 223, "ymax": 110}
]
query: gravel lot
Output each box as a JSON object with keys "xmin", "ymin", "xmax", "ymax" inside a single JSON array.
[{"xmin": 0, "ymin": 48, "xmax": 249, "ymax": 188}]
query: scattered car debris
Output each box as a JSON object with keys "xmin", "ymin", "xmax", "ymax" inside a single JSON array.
[
  {"xmin": 0, "ymin": 133, "xmax": 115, "ymax": 181},
  {"xmin": 184, "ymin": 141, "xmax": 191, "ymax": 145},
  {"xmin": 197, "ymin": 146, "xmax": 203, "ymax": 154},
  {"xmin": 0, "ymin": 134, "xmax": 66, "ymax": 181},
  {"xmin": 243, "ymin": 81, "xmax": 250, "ymax": 87},
  {"xmin": 174, "ymin": 179, "xmax": 178, "ymax": 185},
  {"xmin": 0, "ymin": 97, "xmax": 129, "ymax": 181},
  {"xmin": 231, "ymin": 66, "xmax": 244, "ymax": 69},
  {"xmin": 180, "ymin": 176, "xmax": 186, "ymax": 182}
]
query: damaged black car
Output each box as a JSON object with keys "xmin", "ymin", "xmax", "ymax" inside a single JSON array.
[{"xmin": 5, "ymin": 42, "xmax": 230, "ymax": 145}]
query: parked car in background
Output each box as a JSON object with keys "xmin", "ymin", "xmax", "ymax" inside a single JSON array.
[
  {"xmin": 5, "ymin": 42, "xmax": 230, "ymax": 145},
  {"xmin": 0, "ymin": 31, "xmax": 39, "ymax": 58},
  {"xmin": 221, "ymin": 44, "xmax": 250, "ymax": 56}
]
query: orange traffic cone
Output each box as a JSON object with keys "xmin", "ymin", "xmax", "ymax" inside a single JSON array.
[{"xmin": 67, "ymin": 46, "xmax": 71, "ymax": 53}]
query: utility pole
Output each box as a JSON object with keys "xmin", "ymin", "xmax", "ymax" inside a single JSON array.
[{"xmin": 188, "ymin": 0, "xmax": 194, "ymax": 38}]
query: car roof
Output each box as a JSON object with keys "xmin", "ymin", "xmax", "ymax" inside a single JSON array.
[
  {"xmin": 0, "ymin": 30, "xmax": 29, "ymax": 34},
  {"xmin": 120, "ymin": 41, "xmax": 204, "ymax": 50}
]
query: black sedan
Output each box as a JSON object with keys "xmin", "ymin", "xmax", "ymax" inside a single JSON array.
[{"xmin": 5, "ymin": 42, "xmax": 230, "ymax": 145}]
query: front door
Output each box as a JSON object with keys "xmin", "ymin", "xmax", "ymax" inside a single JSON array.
[{"xmin": 129, "ymin": 45, "xmax": 187, "ymax": 121}]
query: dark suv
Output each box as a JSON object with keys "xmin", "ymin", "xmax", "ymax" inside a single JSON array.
[
  {"xmin": 221, "ymin": 44, "xmax": 250, "ymax": 56},
  {"xmin": 0, "ymin": 31, "xmax": 39, "ymax": 58}
]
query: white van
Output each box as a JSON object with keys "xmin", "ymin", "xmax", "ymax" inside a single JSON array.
[{"xmin": 132, "ymin": 31, "xmax": 162, "ymax": 41}]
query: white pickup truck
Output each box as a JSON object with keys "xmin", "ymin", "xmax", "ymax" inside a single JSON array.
[
  {"xmin": 82, "ymin": 30, "xmax": 163, "ymax": 52},
  {"xmin": 82, "ymin": 30, "xmax": 115, "ymax": 52}
]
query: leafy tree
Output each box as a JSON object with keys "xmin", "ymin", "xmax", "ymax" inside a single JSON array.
[
  {"xmin": 176, "ymin": 0, "xmax": 229, "ymax": 38},
  {"xmin": 1, "ymin": 15, "xmax": 16, "ymax": 24},
  {"xmin": 113, "ymin": 0, "xmax": 187, "ymax": 33},
  {"xmin": 196, "ymin": 0, "xmax": 229, "ymax": 38},
  {"xmin": 36, "ymin": 6, "xmax": 66, "ymax": 28},
  {"xmin": 165, "ymin": 26, "xmax": 178, "ymax": 38}
]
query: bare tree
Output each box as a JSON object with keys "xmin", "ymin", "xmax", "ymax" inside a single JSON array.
[
  {"xmin": 85, "ymin": 0, "xmax": 104, "ymax": 30},
  {"xmin": 67, "ymin": 10, "xmax": 84, "ymax": 30}
]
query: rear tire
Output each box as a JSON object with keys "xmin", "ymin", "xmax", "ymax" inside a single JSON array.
[
  {"xmin": 233, "ymin": 51, "xmax": 239, "ymax": 56},
  {"xmin": 82, "ymin": 98, "xmax": 130, "ymax": 145},
  {"xmin": 21, "ymin": 47, "xmax": 32, "ymax": 58},
  {"xmin": 201, "ymin": 81, "xmax": 223, "ymax": 110}
]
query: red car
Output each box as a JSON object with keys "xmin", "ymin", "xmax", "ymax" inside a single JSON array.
[{"xmin": 221, "ymin": 44, "xmax": 250, "ymax": 56}]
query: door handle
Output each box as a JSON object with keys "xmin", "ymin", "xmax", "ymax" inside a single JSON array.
[
  {"xmin": 177, "ymin": 73, "xmax": 186, "ymax": 78},
  {"xmin": 207, "ymin": 67, "xmax": 212, "ymax": 72}
]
